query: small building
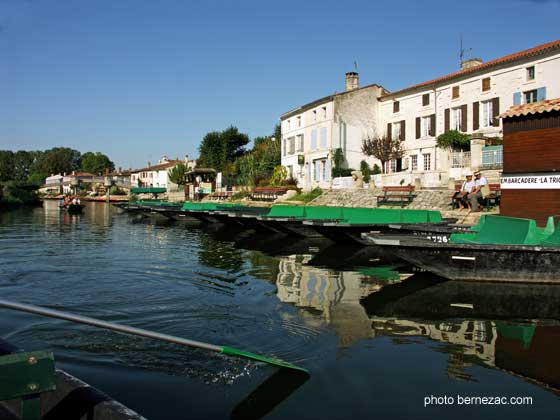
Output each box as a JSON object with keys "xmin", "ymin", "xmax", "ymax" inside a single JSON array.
[{"xmin": 499, "ymin": 98, "xmax": 560, "ymax": 226}]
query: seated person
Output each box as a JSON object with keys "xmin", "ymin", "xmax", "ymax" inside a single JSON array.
[
  {"xmin": 453, "ymin": 172, "xmax": 474, "ymax": 209},
  {"xmin": 469, "ymin": 170, "xmax": 488, "ymax": 212}
]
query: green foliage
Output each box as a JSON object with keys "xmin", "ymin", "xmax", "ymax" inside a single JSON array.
[
  {"xmin": 332, "ymin": 167, "xmax": 354, "ymax": 177},
  {"xmin": 288, "ymin": 187, "xmax": 323, "ymax": 203},
  {"xmin": 198, "ymin": 126, "xmax": 250, "ymax": 171},
  {"xmin": 486, "ymin": 136, "xmax": 503, "ymax": 146},
  {"xmin": 109, "ymin": 185, "xmax": 126, "ymax": 195},
  {"xmin": 81, "ymin": 152, "xmax": 114, "ymax": 175},
  {"xmin": 0, "ymin": 182, "xmax": 38, "ymax": 205},
  {"xmin": 361, "ymin": 136, "xmax": 404, "ymax": 174},
  {"xmin": 129, "ymin": 194, "xmax": 139, "ymax": 203},
  {"xmin": 0, "ymin": 151, "xmax": 14, "ymax": 182},
  {"xmin": 35, "ymin": 147, "xmax": 82, "ymax": 175},
  {"xmin": 436, "ymin": 130, "xmax": 471, "ymax": 150},
  {"xmin": 235, "ymin": 136, "xmax": 280, "ymax": 186},
  {"xmin": 168, "ymin": 163, "xmax": 188, "ymax": 186},
  {"xmin": 270, "ymin": 166, "xmax": 287, "ymax": 187},
  {"xmin": 231, "ymin": 190, "xmax": 252, "ymax": 200},
  {"xmin": 360, "ymin": 160, "xmax": 371, "ymax": 183},
  {"xmin": 372, "ymin": 164, "xmax": 381, "ymax": 175},
  {"xmin": 332, "ymin": 148, "xmax": 344, "ymax": 170}
]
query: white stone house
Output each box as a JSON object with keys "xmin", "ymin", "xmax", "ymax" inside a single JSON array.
[
  {"xmin": 280, "ymin": 73, "xmax": 387, "ymax": 190},
  {"xmin": 378, "ymin": 39, "xmax": 560, "ymax": 187},
  {"xmin": 129, "ymin": 156, "xmax": 195, "ymax": 190}
]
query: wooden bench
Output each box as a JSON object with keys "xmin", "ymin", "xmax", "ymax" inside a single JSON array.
[
  {"xmin": 479, "ymin": 184, "xmax": 501, "ymax": 209},
  {"xmin": 377, "ymin": 186, "xmax": 416, "ymax": 207},
  {"xmin": 250, "ymin": 187, "xmax": 288, "ymax": 201}
]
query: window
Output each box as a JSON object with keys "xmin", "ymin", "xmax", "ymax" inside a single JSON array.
[
  {"xmin": 411, "ymin": 155, "xmax": 418, "ymax": 171},
  {"xmin": 392, "ymin": 122, "xmax": 401, "ymax": 141},
  {"xmin": 297, "ymin": 116, "xmax": 301, "ymax": 127},
  {"xmin": 423, "ymin": 153, "xmax": 431, "ymax": 171},
  {"xmin": 422, "ymin": 94, "xmax": 430, "ymax": 106},
  {"xmin": 287, "ymin": 120, "xmax": 291, "ymax": 130},
  {"xmin": 321, "ymin": 160, "xmax": 326, "ymax": 180},
  {"xmin": 482, "ymin": 77, "xmax": 491, "ymax": 92},
  {"xmin": 421, "ymin": 116, "xmax": 431, "ymax": 137},
  {"xmin": 287, "ymin": 165, "xmax": 293, "ymax": 179},
  {"xmin": 524, "ymin": 89, "xmax": 538, "ymax": 104},
  {"xmin": 288, "ymin": 137, "xmax": 295, "ymax": 155},
  {"xmin": 526, "ymin": 66, "xmax": 535, "ymax": 81},
  {"xmin": 451, "ymin": 107, "xmax": 462, "ymax": 131},
  {"xmin": 296, "ymin": 134, "xmax": 304, "ymax": 152},
  {"xmin": 384, "ymin": 160, "xmax": 397, "ymax": 174},
  {"xmin": 322, "ymin": 106, "xmax": 327, "ymax": 119},
  {"xmin": 452, "ymin": 86, "xmax": 460, "ymax": 99},
  {"xmin": 481, "ymin": 100, "xmax": 493, "ymax": 128},
  {"xmin": 282, "ymin": 139, "xmax": 286, "ymax": 156},
  {"xmin": 393, "ymin": 101, "xmax": 400, "ymax": 113},
  {"xmin": 313, "ymin": 110, "xmax": 317, "ymax": 121}
]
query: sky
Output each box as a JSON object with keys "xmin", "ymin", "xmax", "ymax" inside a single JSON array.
[{"xmin": 0, "ymin": 0, "xmax": 559, "ymax": 169}]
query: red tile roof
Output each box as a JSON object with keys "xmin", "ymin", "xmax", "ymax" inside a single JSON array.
[
  {"xmin": 499, "ymin": 98, "xmax": 560, "ymax": 119},
  {"xmin": 132, "ymin": 160, "xmax": 183, "ymax": 173},
  {"xmin": 383, "ymin": 39, "xmax": 560, "ymax": 98}
]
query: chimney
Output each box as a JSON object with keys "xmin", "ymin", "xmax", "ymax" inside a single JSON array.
[
  {"xmin": 345, "ymin": 72, "xmax": 359, "ymax": 91},
  {"xmin": 148, "ymin": 161, "xmax": 151, "ymax": 168},
  {"xmin": 461, "ymin": 58, "xmax": 483, "ymax": 70},
  {"xmin": 118, "ymin": 167, "xmax": 122, "ymax": 174}
]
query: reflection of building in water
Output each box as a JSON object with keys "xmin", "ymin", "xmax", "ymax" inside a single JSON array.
[
  {"xmin": 372, "ymin": 318, "xmax": 560, "ymax": 393},
  {"xmin": 276, "ymin": 255, "xmax": 408, "ymax": 347}
]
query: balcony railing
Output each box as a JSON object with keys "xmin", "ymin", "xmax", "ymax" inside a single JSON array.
[
  {"xmin": 481, "ymin": 146, "xmax": 503, "ymax": 169},
  {"xmin": 450, "ymin": 151, "xmax": 471, "ymax": 168}
]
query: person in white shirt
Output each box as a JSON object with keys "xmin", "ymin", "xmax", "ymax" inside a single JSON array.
[
  {"xmin": 454, "ymin": 172, "xmax": 474, "ymax": 209},
  {"xmin": 469, "ymin": 170, "xmax": 488, "ymax": 212}
]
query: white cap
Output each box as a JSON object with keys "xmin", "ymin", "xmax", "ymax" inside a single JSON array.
[{"xmin": 464, "ymin": 171, "xmax": 473, "ymax": 177}]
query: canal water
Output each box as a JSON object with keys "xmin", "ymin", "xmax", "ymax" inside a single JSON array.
[{"xmin": 0, "ymin": 201, "xmax": 558, "ymax": 419}]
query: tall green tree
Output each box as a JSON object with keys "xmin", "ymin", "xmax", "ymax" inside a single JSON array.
[
  {"xmin": 197, "ymin": 126, "xmax": 249, "ymax": 171},
  {"xmin": 14, "ymin": 150, "xmax": 43, "ymax": 183},
  {"xmin": 81, "ymin": 152, "xmax": 115, "ymax": 175},
  {"xmin": 0, "ymin": 151, "xmax": 15, "ymax": 182},
  {"xmin": 167, "ymin": 163, "xmax": 188, "ymax": 199},
  {"xmin": 35, "ymin": 147, "xmax": 81, "ymax": 176}
]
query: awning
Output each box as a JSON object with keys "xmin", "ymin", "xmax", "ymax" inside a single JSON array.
[{"xmin": 131, "ymin": 187, "xmax": 167, "ymax": 194}]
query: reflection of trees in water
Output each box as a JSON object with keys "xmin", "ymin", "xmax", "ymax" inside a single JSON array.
[
  {"xmin": 197, "ymin": 233, "xmax": 245, "ymax": 273},
  {"xmin": 245, "ymin": 251, "xmax": 280, "ymax": 284}
]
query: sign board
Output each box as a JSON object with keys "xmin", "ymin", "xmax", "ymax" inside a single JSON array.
[{"xmin": 501, "ymin": 173, "xmax": 560, "ymax": 189}]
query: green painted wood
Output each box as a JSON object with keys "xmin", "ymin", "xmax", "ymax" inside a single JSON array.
[
  {"xmin": 0, "ymin": 351, "xmax": 56, "ymax": 400},
  {"xmin": 21, "ymin": 395, "xmax": 41, "ymax": 420},
  {"xmin": 451, "ymin": 215, "xmax": 541, "ymax": 245}
]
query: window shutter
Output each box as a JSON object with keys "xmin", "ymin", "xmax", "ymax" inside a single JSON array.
[
  {"xmin": 311, "ymin": 129, "xmax": 317, "ymax": 150},
  {"xmin": 387, "ymin": 123, "xmax": 392, "ymax": 139},
  {"xmin": 491, "ymin": 97, "xmax": 500, "ymax": 126},
  {"xmin": 444, "ymin": 108, "xmax": 450, "ymax": 132},
  {"xmin": 320, "ymin": 127, "xmax": 327, "ymax": 148},
  {"xmin": 315, "ymin": 161, "xmax": 320, "ymax": 181},
  {"xmin": 400, "ymin": 120, "xmax": 406, "ymax": 141},
  {"xmin": 473, "ymin": 102, "xmax": 479, "ymax": 130},
  {"xmin": 430, "ymin": 114, "xmax": 436, "ymax": 136},
  {"xmin": 537, "ymin": 87, "xmax": 546, "ymax": 102},
  {"xmin": 416, "ymin": 117, "xmax": 421, "ymax": 139},
  {"xmin": 325, "ymin": 159, "xmax": 331, "ymax": 182},
  {"xmin": 513, "ymin": 92, "xmax": 521, "ymax": 105},
  {"xmin": 461, "ymin": 104, "xmax": 468, "ymax": 132}
]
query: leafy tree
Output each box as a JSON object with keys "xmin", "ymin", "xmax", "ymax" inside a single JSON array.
[
  {"xmin": 372, "ymin": 164, "xmax": 381, "ymax": 175},
  {"xmin": 0, "ymin": 151, "xmax": 15, "ymax": 182},
  {"xmin": 197, "ymin": 126, "xmax": 249, "ymax": 171},
  {"xmin": 35, "ymin": 147, "xmax": 81, "ymax": 176},
  {"xmin": 436, "ymin": 130, "xmax": 471, "ymax": 151},
  {"xmin": 270, "ymin": 166, "xmax": 287, "ymax": 186},
  {"xmin": 81, "ymin": 152, "xmax": 115, "ymax": 175},
  {"xmin": 331, "ymin": 148, "xmax": 349, "ymax": 177},
  {"xmin": 361, "ymin": 136, "xmax": 404, "ymax": 174},
  {"xmin": 168, "ymin": 163, "xmax": 188, "ymax": 199}
]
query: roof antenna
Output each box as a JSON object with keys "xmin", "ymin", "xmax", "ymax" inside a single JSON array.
[
  {"xmin": 459, "ymin": 35, "xmax": 472, "ymax": 68},
  {"xmin": 354, "ymin": 60, "xmax": 358, "ymax": 72}
]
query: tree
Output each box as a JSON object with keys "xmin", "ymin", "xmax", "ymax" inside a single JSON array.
[
  {"xmin": 35, "ymin": 147, "xmax": 81, "ymax": 176},
  {"xmin": 80, "ymin": 152, "xmax": 115, "ymax": 175},
  {"xmin": 0, "ymin": 151, "xmax": 15, "ymax": 182},
  {"xmin": 197, "ymin": 126, "xmax": 249, "ymax": 171},
  {"xmin": 360, "ymin": 160, "xmax": 371, "ymax": 183},
  {"xmin": 168, "ymin": 163, "xmax": 188, "ymax": 199},
  {"xmin": 361, "ymin": 136, "xmax": 404, "ymax": 174},
  {"xmin": 436, "ymin": 130, "xmax": 471, "ymax": 151}
]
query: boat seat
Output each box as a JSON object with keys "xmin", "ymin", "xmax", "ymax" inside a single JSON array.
[
  {"xmin": 450, "ymin": 215, "xmax": 541, "ymax": 245},
  {"xmin": 541, "ymin": 217, "xmax": 560, "ymax": 246}
]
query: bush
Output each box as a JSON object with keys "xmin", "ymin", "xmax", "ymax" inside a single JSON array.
[
  {"xmin": 0, "ymin": 182, "xmax": 38, "ymax": 205},
  {"xmin": 332, "ymin": 167, "xmax": 355, "ymax": 177},
  {"xmin": 360, "ymin": 160, "xmax": 371, "ymax": 183},
  {"xmin": 372, "ymin": 164, "xmax": 381, "ymax": 175},
  {"xmin": 232, "ymin": 190, "xmax": 252, "ymax": 200},
  {"xmin": 257, "ymin": 178, "xmax": 270, "ymax": 187},
  {"xmin": 288, "ymin": 187, "xmax": 322, "ymax": 203},
  {"xmin": 285, "ymin": 177, "xmax": 298, "ymax": 186}
]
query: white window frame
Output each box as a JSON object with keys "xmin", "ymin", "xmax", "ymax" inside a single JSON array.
[
  {"xmin": 481, "ymin": 100, "xmax": 493, "ymax": 128},
  {"xmin": 392, "ymin": 122, "xmax": 401, "ymax": 141},
  {"xmin": 322, "ymin": 106, "xmax": 327, "ymax": 119},
  {"xmin": 526, "ymin": 66, "xmax": 535, "ymax": 81},
  {"xmin": 296, "ymin": 134, "xmax": 304, "ymax": 152},
  {"xmin": 411, "ymin": 155, "xmax": 418, "ymax": 171},
  {"xmin": 288, "ymin": 137, "xmax": 295, "ymax": 155},
  {"xmin": 421, "ymin": 116, "xmax": 431, "ymax": 137},
  {"xmin": 423, "ymin": 153, "xmax": 431, "ymax": 171},
  {"xmin": 287, "ymin": 120, "xmax": 291, "ymax": 130},
  {"xmin": 451, "ymin": 107, "xmax": 462, "ymax": 131},
  {"xmin": 297, "ymin": 116, "xmax": 301, "ymax": 127}
]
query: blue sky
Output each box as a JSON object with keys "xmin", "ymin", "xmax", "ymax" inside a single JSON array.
[{"xmin": 0, "ymin": 0, "xmax": 558, "ymax": 169}]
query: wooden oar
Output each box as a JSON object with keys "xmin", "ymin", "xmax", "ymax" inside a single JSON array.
[{"xmin": 0, "ymin": 299, "xmax": 307, "ymax": 373}]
